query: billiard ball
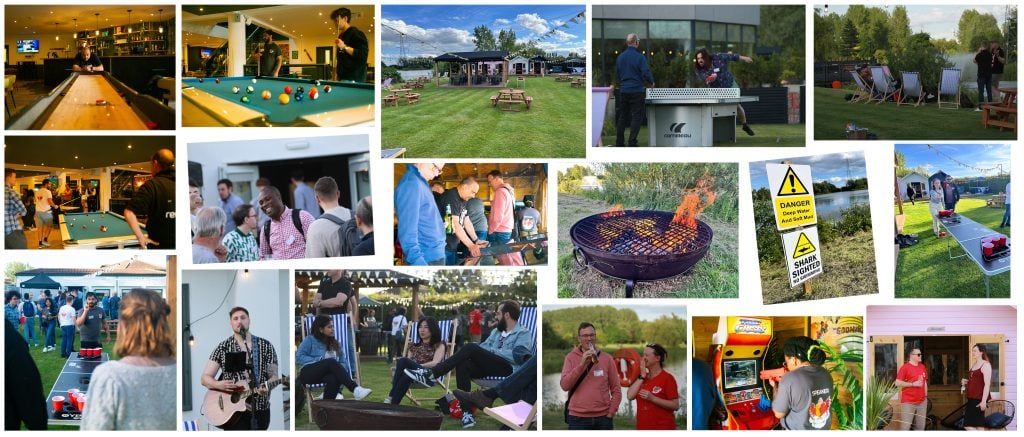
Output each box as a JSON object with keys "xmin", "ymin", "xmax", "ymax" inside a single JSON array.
[
  {"xmin": 246, "ymin": 85, "xmax": 254, "ymax": 94},
  {"xmin": 323, "ymin": 85, "xmax": 332, "ymax": 93},
  {"xmin": 99, "ymin": 226, "xmax": 107, "ymax": 232},
  {"xmin": 309, "ymin": 89, "xmax": 319, "ymax": 100},
  {"xmin": 314, "ymin": 80, "xmax": 321, "ymax": 86},
  {"xmin": 279, "ymin": 93, "xmax": 290, "ymax": 104},
  {"xmin": 252, "ymin": 78, "xmax": 258, "ymax": 84},
  {"xmin": 215, "ymin": 78, "xmax": 221, "ymax": 84},
  {"xmin": 91, "ymin": 219, "xmax": 95, "ymax": 223},
  {"xmin": 262, "ymin": 90, "xmax": 272, "ymax": 100},
  {"xmin": 284, "ymin": 85, "xmax": 293, "ymax": 94},
  {"xmin": 295, "ymin": 93, "xmax": 304, "ymax": 101},
  {"xmin": 296, "ymin": 86, "xmax": 305, "ymax": 94},
  {"xmin": 81, "ymin": 225, "xmax": 87, "ymax": 229},
  {"xmin": 231, "ymin": 86, "xmax": 240, "ymax": 94},
  {"xmin": 198, "ymin": 78, "xmax": 204, "ymax": 83},
  {"xmin": 240, "ymin": 96, "xmax": 250, "ymax": 103}
]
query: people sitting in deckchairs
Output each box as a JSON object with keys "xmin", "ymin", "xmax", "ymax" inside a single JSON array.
[{"xmin": 384, "ymin": 316, "xmax": 448, "ymax": 405}]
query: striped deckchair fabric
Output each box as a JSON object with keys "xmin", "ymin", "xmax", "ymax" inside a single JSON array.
[
  {"xmin": 898, "ymin": 71, "xmax": 924, "ymax": 107},
  {"xmin": 869, "ymin": 66, "xmax": 897, "ymax": 103},
  {"xmin": 301, "ymin": 314, "xmax": 359, "ymax": 421},
  {"xmin": 401, "ymin": 318, "xmax": 458, "ymax": 404},
  {"xmin": 938, "ymin": 68, "xmax": 961, "ymax": 109},
  {"xmin": 849, "ymin": 70, "xmax": 872, "ymax": 103}
]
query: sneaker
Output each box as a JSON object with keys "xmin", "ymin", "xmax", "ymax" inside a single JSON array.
[
  {"xmin": 383, "ymin": 397, "xmax": 392, "ymax": 404},
  {"xmin": 403, "ymin": 367, "xmax": 437, "ymax": 387},
  {"xmin": 453, "ymin": 389, "xmax": 495, "ymax": 410},
  {"xmin": 461, "ymin": 412, "xmax": 476, "ymax": 428},
  {"xmin": 352, "ymin": 386, "xmax": 372, "ymax": 401},
  {"xmin": 742, "ymin": 124, "xmax": 755, "ymax": 136},
  {"xmin": 41, "ymin": 241, "xmax": 50, "ymax": 247},
  {"xmin": 975, "ymin": 107, "xmax": 983, "ymax": 112}
]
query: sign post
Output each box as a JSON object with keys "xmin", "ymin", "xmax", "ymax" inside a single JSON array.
[
  {"xmin": 781, "ymin": 227, "xmax": 823, "ymax": 287},
  {"xmin": 766, "ymin": 162, "xmax": 823, "ymax": 293}
]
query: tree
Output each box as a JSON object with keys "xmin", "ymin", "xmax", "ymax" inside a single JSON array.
[
  {"xmin": 931, "ymin": 38, "xmax": 960, "ymax": 54},
  {"xmin": 5, "ymin": 261, "xmax": 32, "ymax": 283},
  {"xmin": 840, "ymin": 18, "xmax": 860, "ymax": 60},
  {"xmin": 890, "ymin": 6, "xmax": 912, "ymax": 59},
  {"xmin": 497, "ymin": 29, "xmax": 518, "ymax": 54},
  {"xmin": 641, "ymin": 314, "xmax": 686, "ymax": 347},
  {"xmin": 472, "ymin": 25, "xmax": 496, "ymax": 51},
  {"xmin": 814, "ymin": 10, "xmax": 843, "ymax": 61},
  {"xmin": 958, "ymin": 9, "xmax": 1002, "ymax": 51}
]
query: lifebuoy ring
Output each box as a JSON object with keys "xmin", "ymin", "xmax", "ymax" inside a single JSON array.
[{"xmin": 613, "ymin": 348, "xmax": 642, "ymax": 387}]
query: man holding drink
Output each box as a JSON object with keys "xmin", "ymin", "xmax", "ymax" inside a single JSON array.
[
  {"xmin": 75, "ymin": 293, "xmax": 106, "ymax": 350},
  {"xmin": 559, "ymin": 322, "xmax": 621, "ymax": 430}
]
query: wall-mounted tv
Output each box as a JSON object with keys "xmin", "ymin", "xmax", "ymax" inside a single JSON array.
[
  {"xmin": 200, "ymin": 48, "xmax": 213, "ymax": 58},
  {"xmin": 17, "ymin": 40, "xmax": 40, "ymax": 53}
]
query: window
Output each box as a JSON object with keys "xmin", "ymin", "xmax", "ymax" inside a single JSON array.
[
  {"xmin": 695, "ymin": 21, "xmax": 711, "ymax": 51},
  {"xmin": 873, "ymin": 343, "xmax": 897, "ymax": 380},
  {"xmin": 648, "ymin": 20, "xmax": 693, "ymax": 58},
  {"xmin": 979, "ymin": 342, "xmax": 1001, "ymax": 393}
]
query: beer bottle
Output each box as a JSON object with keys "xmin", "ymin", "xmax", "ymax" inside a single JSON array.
[{"xmin": 445, "ymin": 204, "xmax": 453, "ymax": 234}]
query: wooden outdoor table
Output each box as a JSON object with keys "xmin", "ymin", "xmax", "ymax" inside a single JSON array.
[
  {"xmin": 496, "ymin": 89, "xmax": 528, "ymax": 111},
  {"xmin": 981, "ymin": 87, "xmax": 1017, "ymax": 132}
]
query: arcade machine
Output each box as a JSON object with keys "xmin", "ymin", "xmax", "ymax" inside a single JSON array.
[{"xmin": 709, "ymin": 316, "xmax": 783, "ymax": 430}]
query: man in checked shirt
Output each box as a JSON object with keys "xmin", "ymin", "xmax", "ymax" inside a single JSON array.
[
  {"xmin": 257, "ymin": 186, "xmax": 314, "ymax": 260},
  {"xmin": 5, "ymin": 169, "xmax": 28, "ymax": 249}
]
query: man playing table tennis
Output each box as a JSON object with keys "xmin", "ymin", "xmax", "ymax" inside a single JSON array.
[{"xmin": 693, "ymin": 49, "xmax": 754, "ymax": 136}]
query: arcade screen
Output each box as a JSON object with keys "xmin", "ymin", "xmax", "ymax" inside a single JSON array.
[
  {"xmin": 724, "ymin": 359, "xmax": 758, "ymax": 389},
  {"xmin": 200, "ymin": 48, "xmax": 213, "ymax": 58},
  {"xmin": 17, "ymin": 40, "xmax": 40, "ymax": 53}
]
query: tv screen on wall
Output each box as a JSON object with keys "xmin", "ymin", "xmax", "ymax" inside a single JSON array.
[{"xmin": 17, "ymin": 40, "xmax": 40, "ymax": 53}]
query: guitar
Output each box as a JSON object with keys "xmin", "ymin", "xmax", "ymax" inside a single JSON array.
[{"xmin": 201, "ymin": 375, "xmax": 287, "ymax": 428}]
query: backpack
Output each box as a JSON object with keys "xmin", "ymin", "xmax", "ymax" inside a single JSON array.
[
  {"xmin": 317, "ymin": 213, "xmax": 363, "ymax": 257},
  {"xmin": 263, "ymin": 209, "xmax": 305, "ymax": 255},
  {"xmin": 22, "ymin": 301, "xmax": 36, "ymax": 317}
]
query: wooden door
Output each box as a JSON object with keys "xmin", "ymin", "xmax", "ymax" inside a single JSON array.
[{"xmin": 968, "ymin": 334, "xmax": 1006, "ymax": 401}]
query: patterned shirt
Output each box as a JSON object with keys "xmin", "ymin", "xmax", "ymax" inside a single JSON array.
[
  {"xmin": 408, "ymin": 342, "xmax": 442, "ymax": 365},
  {"xmin": 222, "ymin": 229, "xmax": 259, "ymax": 263},
  {"xmin": 5, "ymin": 185, "xmax": 27, "ymax": 234},
  {"xmin": 209, "ymin": 335, "xmax": 279, "ymax": 412},
  {"xmin": 694, "ymin": 53, "xmax": 740, "ymax": 88},
  {"xmin": 259, "ymin": 207, "xmax": 314, "ymax": 260}
]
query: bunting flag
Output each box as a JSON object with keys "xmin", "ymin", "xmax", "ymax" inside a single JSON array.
[{"xmin": 926, "ymin": 144, "xmax": 1006, "ymax": 174}]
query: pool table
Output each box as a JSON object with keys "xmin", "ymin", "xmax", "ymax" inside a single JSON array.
[
  {"xmin": 58, "ymin": 211, "xmax": 146, "ymax": 249},
  {"xmin": 181, "ymin": 76, "xmax": 375, "ymax": 127},
  {"xmin": 6, "ymin": 72, "xmax": 173, "ymax": 130}
]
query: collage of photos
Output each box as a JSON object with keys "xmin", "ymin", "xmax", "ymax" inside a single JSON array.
[{"xmin": 1, "ymin": 0, "xmax": 1019, "ymax": 433}]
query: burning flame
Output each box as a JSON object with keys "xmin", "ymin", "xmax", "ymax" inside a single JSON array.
[
  {"xmin": 672, "ymin": 175, "xmax": 717, "ymax": 228},
  {"xmin": 602, "ymin": 204, "xmax": 626, "ymax": 218}
]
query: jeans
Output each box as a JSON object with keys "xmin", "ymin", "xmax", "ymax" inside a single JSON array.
[
  {"xmin": 615, "ymin": 91, "xmax": 646, "ymax": 147},
  {"xmin": 388, "ymin": 357, "xmax": 426, "ymax": 404},
  {"xmin": 476, "ymin": 230, "xmax": 493, "ymax": 266},
  {"xmin": 60, "ymin": 325, "xmax": 75, "ymax": 357},
  {"xmin": 23, "ymin": 317, "xmax": 37, "ymax": 345},
  {"xmin": 567, "ymin": 415, "xmax": 613, "ymax": 430},
  {"xmin": 44, "ymin": 320, "xmax": 56, "ymax": 348},
  {"xmin": 5, "ymin": 230, "xmax": 27, "ymax": 249},
  {"xmin": 1001, "ymin": 203, "xmax": 1010, "ymax": 227},
  {"xmin": 944, "ymin": 202, "xmax": 956, "ymax": 212},
  {"xmin": 495, "ymin": 355, "xmax": 537, "ymax": 404},
  {"xmin": 299, "ymin": 358, "xmax": 357, "ymax": 401},
  {"xmin": 488, "ymin": 232, "xmax": 524, "ymax": 266},
  {"xmin": 432, "ymin": 343, "xmax": 512, "ymax": 397},
  {"xmin": 445, "ymin": 250, "xmax": 460, "ymax": 266},
  {"xmin": 977, "ymin": 76, "xmax": 992, "ymax": 102}
]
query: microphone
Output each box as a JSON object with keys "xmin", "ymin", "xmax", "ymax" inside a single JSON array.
[{"xmin": 239, "ymin": 326, "xmax": 248, "ymax": 337}]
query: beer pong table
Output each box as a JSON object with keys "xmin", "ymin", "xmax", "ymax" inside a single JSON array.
[
  {"xmin": 938, "ymin": 214, "xmax": 1011, "ymax": 297},
  {"xmin": 645, "ymin": 88, "xmax": 758, "ymax": 146},
  {"xmin": 46, "ymin": 353, "xmax": 109, "ymax": 426}
]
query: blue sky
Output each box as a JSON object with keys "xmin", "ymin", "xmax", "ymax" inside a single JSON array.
[
  {"xmin": 819, "ymin": 5, "xmax": 1011, "ymax": 40},
  {"xmin": 896, "ymin": 144, "xmax": 1011, "ymax": 178},
  {"xmin": 749, "ymin": 152, "xmax": 867, "ymax": 190},
  {"xmin": 543, "ymin": 304, "xmax": 686, "ymax": 321},
  {"xmin": 381, "ymin": 5, "xmax": 586, "ymax": 64}
]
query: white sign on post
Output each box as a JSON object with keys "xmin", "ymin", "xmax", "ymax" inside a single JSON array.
[
  {"xmin": 766, "ymin": 163, "xmax": 817, "ymax": 231},
  {"xmin": 781, "ymin": 226, "xmax": 823, "ymax": 287}
]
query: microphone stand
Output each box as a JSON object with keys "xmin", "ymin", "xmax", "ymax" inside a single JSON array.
[{"xmin": 242, "ymin": 334, "xmax": 259, "ymax": 430}]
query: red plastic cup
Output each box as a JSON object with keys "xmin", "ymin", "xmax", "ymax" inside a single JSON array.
[
  {"xmin": 52, "ymin": 396, "xmax": 65, "ymax": 412},
  {"xmin": 982, "ymin": 236, "xmax": 993, "ymax": 246},
  {"xmin": 997, "ymin": 235, "xmax": 1007, "ymax": 247},
  {"xmin": 983, "ymin": 242, "xmax": 994, "ymax": 256},
  {"xmin": 78, "ymin": 395, "xmax": 87, "ymax": 412},
  {"xmin": 90, "ymin": 348, "xmax": 98, "ymax": 358}
]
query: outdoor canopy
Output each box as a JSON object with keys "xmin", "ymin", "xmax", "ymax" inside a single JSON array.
[
  {"xmin": 433, "ymin": 51, "xmax": 510, "ymax": 87},
  {"xmin": 20, "ymin": 274, "xmax": 62, "ymax": 290}
]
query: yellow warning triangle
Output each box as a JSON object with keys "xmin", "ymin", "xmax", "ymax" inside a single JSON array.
[
  {"xmin": 777, "ymin": 166, "xmax": 810, "ymax": 196},
  {"xmin": 792, "ymin": 232, "xmax": 817, "ymax": 258}
]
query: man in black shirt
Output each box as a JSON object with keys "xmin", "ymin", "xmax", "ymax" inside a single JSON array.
[
  {"xmin": 72, "ymin": 46, "xmax": 104, "ymax": 72},
  {"xmin": 314, "ymin": 270, "xmax": 354, "ymax": 315},
  {"xmin": 126, "ymin": 148, "xmax": 176, "ymax": 249},
  {"xmin": 331, "ymin": 8, "xmax": 369, "ymax": 82},
  {"xmin": 974, "ymin": 43, "xmax": 993, "ymax": 105},
  {"xmin": 436, "ymin": 177, "xmax": 487, "ymax": 265},
  {"xmin": 990, "ymin": 40, "xmax": 1006, "ymax": 96},
  {"xmin": 353, "ymin": 197, "xmax": 375, "ymax": 256},
  {"xmin": 253, "ymin": 31, "xmax": 282, "ymax": 77}
]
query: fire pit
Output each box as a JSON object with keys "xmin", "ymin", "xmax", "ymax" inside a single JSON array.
[{"xmin": 570, "ymin": 209, "xmax": 714, "ymax": 297}]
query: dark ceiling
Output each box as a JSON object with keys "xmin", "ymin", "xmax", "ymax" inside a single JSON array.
[
  {"xmin": 5, "ymin": 136, "xmax": 175, "ymax": 170},
  {"xmin": 181, "ymin": 5, "xmax": 274, "ymax": 16}
]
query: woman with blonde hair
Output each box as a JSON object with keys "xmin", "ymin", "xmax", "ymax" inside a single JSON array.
[{"xmin": 81, "ymin": 289, "xmax": 175, "ymax": 430}]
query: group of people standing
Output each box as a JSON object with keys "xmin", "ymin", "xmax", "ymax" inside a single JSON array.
[
  {"xmin": 4, "ymin": 290, "xmax": 115, "ymax": 358},
  {"xmin": 974, "ymin": 40, "xmax": 1007, "ymax": 108},
  {"xmin": 190, "ymin": 172, "xmax": 373, "ymax": 263}
]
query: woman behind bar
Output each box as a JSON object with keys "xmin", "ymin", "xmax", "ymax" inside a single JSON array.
[
  {"xmin": 81, "ymin": 289, "xmax": 175, "ymax": 430},
  {"xmin": 384, "ymin": 316, "xmax": 446, "ymax": 404}
]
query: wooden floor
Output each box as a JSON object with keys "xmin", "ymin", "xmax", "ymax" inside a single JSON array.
[
  {"xmin": 17, "ymin": 224, "xmax": 65, "ymax": 250},
  {"xmin": 4, "ymin": 79, "xmax": 48, "ymax": 124}
]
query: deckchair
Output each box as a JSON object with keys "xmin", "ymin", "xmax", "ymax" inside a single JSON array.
[
  {"xmin": 301, "ymin": 314, "xmax": 360, "ymax": 422},
  {"xmin": 484, "ymin": 401, "xmax": 537, "ymax": 431},
  {"xmin": 848, "ymin": 70, "xmax": 872, "ymax": 103},
  {"xmin": 869, "ymin": 66, "xmax": 898, "ymax": 103},
  {"xmin": 937, "ymin": 68, "xmax": 961, "ymax": 109},
  {"xmin": 473, "ymin": 307, "xmax": 537, "ymax": 389},
  {"xmin": 898, "ymin": 71, "xmax": 925, "ymax": 107},
  {"xmin": 399, "ymin": 319, "xmax": 457, "ymax": 405}
]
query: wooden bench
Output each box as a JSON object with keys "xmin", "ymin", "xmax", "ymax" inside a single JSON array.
[
  {"xmin": 498, "ymin": 99, "xmax": 525, "ymax": 111},
  {"xmin": 987, "ymin": 194, "xmax": 1007, "ymax": 208},
  {"xmin": 406, "ymin": 93, "xmax": 421, "ymax": 105},
  {"xmin": 525, "ymin": 96, "xmax": 533, "ymax": 110},
  {"xmin": 382, "ymin": 95, "xmax": 399, "ymax": 107},
  {"xmin": 980, "ymin": 104, "xmax": 1017, "ymax": 132},
  {"xmin": 570, "ymin": 79, "xmax": 583, "ymax": 88},
  {"xmin": 490, "ymin": 95, "xmax": 499, "ymax": 107}
]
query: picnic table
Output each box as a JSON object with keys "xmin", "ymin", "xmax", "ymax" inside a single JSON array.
[
  {"xmin": 381, "ymin": 148, "xmax": 406, "ymax": 159},
  {"xmin": 981, "ymin": 87, "xmax": 1017, "ymax": 132},
  {"xmin": 987, "ymin": 194, "xmax": 1007, "ymax": 208},
  {"xmin": 490, "ymin": 89, "xmax": 533, "ymax": 111},
  {"xmin": 387, "ymin": 88, "xmax": 419, "ymax": 105},
  {"xmin": 570, "ymin": 78, "xmax": 584, "ymax": 88}
]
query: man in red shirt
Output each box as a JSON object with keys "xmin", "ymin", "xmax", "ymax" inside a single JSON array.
[
  {"xmin": 468, "ymin": 306, "xmax": 482, "ymax": 343},
  {"xmin": 895, "ymin": 347, "xmax": 928, "ymax": 430},
  {"xmin": 627, "ymin": 343, "xmax": 679, "ymax": 429}
]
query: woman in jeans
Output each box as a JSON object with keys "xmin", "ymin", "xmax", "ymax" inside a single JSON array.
[
  {"xmin": 40, "ymin": 297, "xmax": 57, "ymax": 352},
  {"xmin": 297, "ymin": 315, "xmax": 371, "ymax": 407},
  {"xmin": 385, "ymin": 316, "xmax": 446, "ymax": 404}
]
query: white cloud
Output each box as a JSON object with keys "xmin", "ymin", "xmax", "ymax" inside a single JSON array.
[
  {"xmin": 516, "ymin": 13, "xmax": 550, "ymax": 35},
  {"xmin": 380, "ymin": 18, "xmax": 475, "ymax": 56},
  {"xmin": 830, "ymin": 176, "xmax": 844, "ymax": 183},
  {"xmin": 494, "ymin": 18, "xmax": 511, "ymax": 26},
  {"xmin": 550, "ymin": 29, "xmax": 576, "ymax": 42}
]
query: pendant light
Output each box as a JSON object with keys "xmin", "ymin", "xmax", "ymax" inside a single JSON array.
[
  {"xmin": 95, "ymin": 13, "xmax": 100, "ymax": 36},
  {"xmin": 127, "ymin": 9, "xmax": 132, "ymax": 33},
  {"xmin": 72, "ymin": 18, "xmax": 77, "ymax": 40},
  {"xmin": 158, "ymin": 9, "xmax": 164, "ymax": 34},
  {"xmin": 55, "ymin": 22, "xmax": 59, "ymax": 41}
]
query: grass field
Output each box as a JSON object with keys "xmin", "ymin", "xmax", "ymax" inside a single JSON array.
[
  {"xmin": 814, "ymin": 87, "xmax": 1018, "ymax": 140},
  {"xmin": 295, "ymin": 358, "xmax": 531, "ymax": 430},
  {"xmin": 557, "ymin": 194, "xmax": 738, "ymax": 299},
  {"xmin": 894, "ymin": 197, "xmax": 1011, "ymax": 298},
  {"xmin": 381, "ymin": 77, "xmax": 585, "ymax": 158},
  {"xmin": 599, "ymin": 122, "xmax": 805, "ymax": 147},
  {"xmin": 759, "ymin": 228, "xmax": 879, "ymax": 305}
]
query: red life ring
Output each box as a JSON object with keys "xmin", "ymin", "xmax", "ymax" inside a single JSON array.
[{"xmin": 613, "ymin": 348, "xmax": 642, "ymax": 387}]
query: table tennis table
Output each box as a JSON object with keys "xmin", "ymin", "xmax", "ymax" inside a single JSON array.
[
  {"xmin": 645, "ymin": 88, "xmax": 758, "ymax": 147},
  {"xmin": 46, "ymin": 353, "xmax": 110, "ymax": 426},
  {"xmin": 938, "ymin": 214, "xmax": 1011, "ymax": 297}
]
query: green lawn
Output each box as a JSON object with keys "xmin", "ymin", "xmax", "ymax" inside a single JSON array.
[
  {"xmin": 759, "ymin": 229, "xmax": 879, "ymax": 305},
  {"xmin": 814, "ymin": 87, "xmax": 1017, "ymax": 140},
  {"xmin": 295, "ymin": 358, "xmax": 532, "ymax": 431},
  {"xmin": 557, "ymin": 194, "xmax": 738, "ymax": 298},
  {"xmin": 381, "ymin": 77, "xmax": 585, "ymax": 158},
  {"xmin": 895, "ymin": 197, "xmax": 1011, "ymax": 298},
  {"xmin": 599, "ymin": 121, "xmax": 805, "ymax": 147}
]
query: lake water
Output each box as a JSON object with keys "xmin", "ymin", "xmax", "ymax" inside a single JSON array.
[
  {"xmin": 814, "ymin": 190, "xmax": 870, "ymax": 221},
  {"xmin": 543, "ymin": 354, "xmax": 688, "ymax": 419},
  {"xmin": 397, "ymin": 69, "xmax": 433, "ymax": 80}
]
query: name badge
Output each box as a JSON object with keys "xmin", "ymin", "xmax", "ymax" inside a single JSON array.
[
  {"xmin": 594, "ymin": 369, "xmax": 605, "ymax": 377},
  {"xmin": 286, "ymin": 235, "xmax": 296, "ymax": 246}
]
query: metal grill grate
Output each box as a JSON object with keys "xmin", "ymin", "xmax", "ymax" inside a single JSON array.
[
  {"xmin": 646, "ymin": 88, "xmax": 741, "ymax": 100},
  {"xmin": 571, "ymin": 210, "xmax": 713, "ymax": 256}
]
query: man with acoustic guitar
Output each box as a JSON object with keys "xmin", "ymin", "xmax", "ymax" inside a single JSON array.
[{"xmin": 201, "ymin": 307, "xmax": 282, "ymax": 430}]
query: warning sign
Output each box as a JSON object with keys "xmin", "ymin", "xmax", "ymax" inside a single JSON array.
[
  {"xmin": 782, "ymin": 227, "xmax": 823, "ymax": 287},
  {"xmin": 766, "ymin": 163, "xmax": 817, "ymax": 231}
]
